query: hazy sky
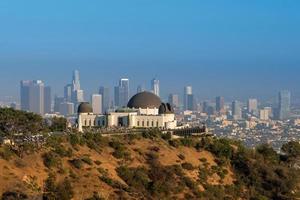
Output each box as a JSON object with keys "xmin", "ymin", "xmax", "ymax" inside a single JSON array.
[{"xmin": 0, "ymin": 1, "xmax": 299, "ymax": 102}]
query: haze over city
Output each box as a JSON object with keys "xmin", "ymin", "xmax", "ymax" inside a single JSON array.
[{"xmin": 1, "ymin": 1, "xmax": 300, "ymax": 102}]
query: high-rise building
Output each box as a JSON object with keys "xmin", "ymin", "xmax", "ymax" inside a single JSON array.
[
  {"xmin": 114, "ymin": 78, "xmax": 129, "ymax": 108},
  {"xmin": 54, "ymin": 96, "xmax": 65, "ymax": 113},
  {"xmin": 91, "ymin": 94, "xmax": 102, "ymax": 114},
  {"xmin": 232, "ymin": 100, "xmax": 242, "ymax": 120},
  {"xmin": 20, "ymin": 80, "xmax": 32, "ymax": 111},
  {"xmin": 247, "ymin": 98, "xmax": 258, "ymax": 114},
  {"xmin": 278, "ymin": 90, "xmax": 291, "ymax": 120},
  {"xmin": 72, "ymin": 70, "xmax": 81, "ymax": 91},
  {"xmin": 44, "ymin": 86, "xmax": 52, "ymax": 114},
  {"xmin": 216, "ymin": 96, "xmax": 225, "ymax": 113},
  {"xmin": 59, "ymin": 102, "xmax": 74, "ymax": 116},
  {"xmin": 99, "ymin": 86, "xmax": 110, "ymax": 113},
  {"xmin": 184, "ymin": 86, "xmax": 194, "ymax": 111},
  {"xmin": 151, "ymin": 78, "xmax": 160, "ymax": 97},
  {"xmin": 168, "ymin": 94, "xmax": 179, "ymax": 108},
  {"xmin": 64, "ymin": 84, "xmax": 72, "ymax": 102},
  {"xmin": 20, "ymin": 80, "xmax": 45, "ymax": 115}
]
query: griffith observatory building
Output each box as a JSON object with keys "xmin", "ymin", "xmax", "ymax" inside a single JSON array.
[{"xmin": 77, "ymin": 91, "xmax": 177, "ymax": 132}]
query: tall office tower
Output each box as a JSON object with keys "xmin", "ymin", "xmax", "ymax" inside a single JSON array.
[
  {"xmin": 137, "ymin": 85, "xmax": 145, "ymax": 93},
  {"xmin": 72, "ymin": 70, "xmax": 81, "ymax": 91},
  {"xmin": 99, "ymin": 86, "xmax": 110, "ymax": 113},
  {"xmin": 184, "ymin": 86, "xmax": 193, "ymax": 110},
  {"xmin": 44, "ymin": 86, "xmax": 52, "ymax": 114},
  {"xmin": 20, "ymin": 80, "xmax": 45, "ymax": 115},
  {"xmin": 278, "ymin": 90, "xmax": 291, "ymax": 120},
  {"xmin": 54, "ymin": 96, "xmax": 65, "ymax": 113},
  {"xmin": 59, "ymin": 102, "xmax": 74, "ymax": 116},
  {"xmin": 247, "ymin": 98, "xmax": 258, "ymax": 114},
  {"xmin": 216, "ymin": 96, "xmax": 225, "ymax": 113},
  {"xmin": 168, "ymin": 94, "xmax": 180, "ymax": 108},
  {"xmin": 115, "ymin": 78, "xmax": 129, "ymax": 108},
  {"xmin": 232, "ymin": 100, "xmax": 242, "ymax": 120},
  {"xmin": 151, "ymin": 78, "xmax": 160, "ymax": 97},
  {"xmin": 20, "ymin": 80, "xmax": 32, "ymax": 111},
  {"xmin": 91, "ymin": 94, "xmax": 102, "ymax": 114},
  {"xmin": 64, "ymin": 84, "xmax": 72, "ymax": 102}
]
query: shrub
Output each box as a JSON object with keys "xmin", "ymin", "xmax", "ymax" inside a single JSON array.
[
  {"xmin": 0, "ymin": 145, "xmax": 15, "ymax": 160},
  {"xmin": 43, "ymin": 152, "xmax": 62, "ymax": 168},
  {"xmin": 69, "ymin": 159, "xmax": 83, "ymax": 169},
  {"xmin": 81, "ymin": 156, "xmax": 93, "ymax": 166},
  {"xmin": 2, "ymin": 191, "xmax": 28, "ymax": 200},
  {"xmin": 169, "ymin": 139, "xmax": 180, "ymax": 148},
  {"xmin": 181, "ymin": 162, "xmax": 195, "ymax": 171},
  {"xmin": 94, "ymin": 160, "xmax": 102, "ymax": 166},
  {"xmin": 178, "ymin": 154, "xmax": 185, "ymax": 160}
]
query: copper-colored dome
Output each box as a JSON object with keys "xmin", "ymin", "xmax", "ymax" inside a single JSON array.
[
  {"xmin": 127, "ymin": 91, "xmax": 162, "ymax": 109},
  {"xmin": 77, "ymin": 102, "xmax": 93, "ymax": 113}
]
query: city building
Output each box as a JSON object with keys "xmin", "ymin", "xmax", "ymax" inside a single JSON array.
[
  {"xmin": 247, "ymin": 98, "xmax": 258, "ymax": 115},
  {"xmin": 64, "ymin": 84, "xmax": 72, "ymax": 102},
  {"xmin": 20, "ymin": 80, "xmax": 47, "ymax": 115},
  {"xmin": 232, "ymin": 100, "xmax": 242, "ymax": 120},
  {"xmin": 216, "ymin": 96, "xmax": 225, "ymax": 113},
  {"xmin": 168, "ymin": 94, "xmax": 180, "ymax": 108},
  {"xmin": 99, "ymin": 86, "xmax": 110, "ymax": 113},
  {"xmin": 59, "ymin": 102, "xmax": 74, "ymax": 116},
  {"xmin": 54, "ymin": 96, "xmax": 65, "ymax": 113},
  {"xmin": 44, "ymin": 86, "xmax": 52, "ymax": 114},
  {"xmin": 151, "ymin": 78, "xmax": 160, "ymax": 97},
  {"xmin": 137, "ymin": 85, "xmax": 145, "ymax": 93},
  {"xmin": 91, "ymin": 94, "xmax": 102, "ymax": 114},
  {"xmin": 77, "ymin": 91, "xmax": 177, "ymax": 132},
  {"xmin": 114, "ymin": 78, "xmax": 129, "ymax": 108},
  {"xmin": 278, "ymin": 90, "xmax": 291, "ymax": 120},
  {"xmin": 260, "ymin": 108, "xmax": 270, "ymax": 121},
  {"xmin": 184, "ymin": 86, "xmax": 194, "ymax": 111},
  {"xmin": 70, "ymin": 70, "xmax": 84, "ymax": 105}
]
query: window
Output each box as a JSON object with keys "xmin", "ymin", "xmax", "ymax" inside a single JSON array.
[
  {"xmin": 152, "ymin": 121, "xmax": 154, "ymax": 127},
  {"xmin": 156, "ymin": 121, "xmax": 159, "ymax": 127},
  {"xmin": 147, "ymin": 121, "xmax": 149, "ymax": 127},
  {"xmin": 137, "ymin": 121, "xmax": 140, "ymax": 127},
  {"xmin": 142, "ymin": 121, "xmax": 144, "ymax": 127},
  {"xmin": 84, "ymin": 120, "xmax": 87, "ymax": 126}
]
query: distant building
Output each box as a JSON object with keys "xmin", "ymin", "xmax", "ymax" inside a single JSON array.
[
  {"xmin": 59, "ymin": 102, "xmax": 74, "ymax": 116},
  {"xmin": 151, "ymin": 78, "xmax": 160, "ymax": 97},
  {"xmin": 64, "ymin": 84, "xmax": 72, "ymax": 102},
  {"xmin": 91, "ymin": 94, "xmax": 102, "ymax": 114},
  {"xmin": 247, "ymin": 98, "xmax": 258, "ymax": 115},
  {"xmin": 99, "ymin": 86, "xmax": 110, "ymax": 113},
  {"xmin": 20, "ymin": 80, "xmax": 46, "ymax": 115},
  {"xmin": 54, "ymin": 96, "xmax": 65, "ymax": 113},
  {"xmin": 278, "ymin": 90, "xmax": 291, "ymax": 120},
  {"xmin": 168, "ymin": 94, "xmax": 180, "ymax": 108},
  {"xmin": 260, "ymin": 108, "xmax": 270, "ymax": 121},
  {"xmin": 114, "ymin": 78, "xmax": 129, "ymax": 108},
  {"xmin": 216, "ymin": 96, "xmax": 225, "ymax": 113},
  {"xmin": 44, "ymin": 86, "xmax": 52, "ymax": 114},
  {"xmin": 232, "ymin": 100, "xmax": 242, "ymax": 120},
  {"xmin": 70, "ymin": 70, "xmax": 84, "ymax": 105},
  {"xmin": 184, "ymin": 86, "xmax": 194, "ymax": 111}
]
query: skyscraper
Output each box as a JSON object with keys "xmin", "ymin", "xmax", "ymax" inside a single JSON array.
[
  {"xmin": 59, "ymin": 102, "xmax": 74, "ymax": 116},
  {"xmin": 168, "ymin": 94, "xmax": 179, "ymax": 108},
  {"xmin": 278, "ymin": 90, "xmax": 291, "ymax": 120},
  {"xmin": 54, "ymin": 96, "xmax": 65, "ymax": 113},
  {"xmin": 44, "ymin": 86, "xmax": 52, "ymax": 114},
  {"xmin": 184, "ymin": 86, "xmax": 194, "ymax": 111},
  {"xmin": 91, "ymin": 94, "xmax": 102, "ymax": 114},
  {"xmin": 247, "ymin": 98, "xmax": 258, "ymax": 114},
  {"xmin": 72, "ymin": 70, "xmax": 81, "ymax": 91},
  {"xmin": 71, "ymin": 70, "xmax": 84, "ymax": 105},
  {"xmin": 99, "ymin": 86, "xmax": 110, "ymax": 113},
  {"xmin": 151, "ymin": 78, "xmax": 160, "ymax": 97},
  {"xmin": 216, "ymin": 96, "xmax": 225, "ymax": 113},
  {"xmin": 64, "ymin": 84, "xmax": 72, "ymax": 102},
  {"xmin": 114, "ymin": 78, "xmax": 129, "ymax": 108},
  {"xmin": 232, "ymin": 100, "xmax": 242, "ymax": 120},
  {"xmin": 137, "ymin": 85, "xmax": 145, "ymax": 93},
  {"xmin": 20, "ymin": 80, "xmax": 46, "ymax": 115}
]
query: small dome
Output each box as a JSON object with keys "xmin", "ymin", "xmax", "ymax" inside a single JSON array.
[
  {"xmin": 159, "ymin": 103, "xmax": 174, "ymax": 114},
  {"xmin": 127, "ymin": 91, "xmax": 162, "ymax": 109},
  {"xmin": 78, "ymin": 102, "xmax": 93, "ymax": 113}
]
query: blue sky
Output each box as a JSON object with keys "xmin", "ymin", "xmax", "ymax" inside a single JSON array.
[{"xmin": 0, "ymin": 1, "xmax": 299, "ymax": 102}]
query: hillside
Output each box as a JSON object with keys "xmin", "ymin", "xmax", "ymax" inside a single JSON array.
[{"xmin": 1, "ymin": 130, "xmax": 300, "ymax": 200}]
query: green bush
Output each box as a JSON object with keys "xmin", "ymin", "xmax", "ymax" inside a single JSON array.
[
  {"xmin": 69, "ymin": 159, "xmax": 83, "ymax": 169},
  {"xmin": 181, "ymin": 162, "xmax": 195, "ymax": 171},
  {"xmin": 81, "ymin": 156, "xmax": 93, "ymax": 166},
  {"xmin": 0, "ymin": 145, "xmax": 15, "ymax": 160},
  {"xmin": 43, "ymin": 152, "xmax": 62, "ymax": 168}
]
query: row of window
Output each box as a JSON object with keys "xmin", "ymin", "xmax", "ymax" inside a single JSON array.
[
  {"xmin": 83, "ymin": 119, "xmax": 105, "ymax": 127},
  {"xmin": 136, "ymin": 120, "xmax": 159, "ymax": 127}
]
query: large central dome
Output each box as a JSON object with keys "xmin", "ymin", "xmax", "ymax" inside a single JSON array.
[{"xmin": 127, "ymin": 91, "xmax": 162, "ymax": 109}]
